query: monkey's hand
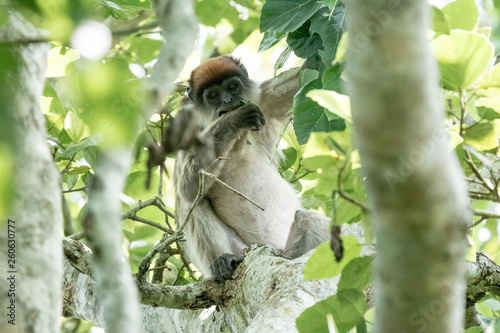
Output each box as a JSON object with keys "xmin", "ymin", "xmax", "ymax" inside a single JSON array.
[
  {"xmin": 229, "ymin": 102, "xmax": 266, "ymax": 131},
  {"xmin": 210, "ymin": 253, "xmax": 243, "ymax": 282}
]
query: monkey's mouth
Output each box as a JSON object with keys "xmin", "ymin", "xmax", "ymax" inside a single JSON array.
[{"xmin": 218, "ymin": 100, "xmax": 248, "ymax": 117}]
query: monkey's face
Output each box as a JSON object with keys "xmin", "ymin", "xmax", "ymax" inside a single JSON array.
[
  {"xmin": 202, "ymin": 77, "xmax": 245, "ymax": 117},
  {"xmin": 190, "ymin": 76, "xmax": 256, "ymax": 124}
]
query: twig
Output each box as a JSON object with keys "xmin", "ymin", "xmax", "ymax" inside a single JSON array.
[
  {"xmin": 337, "ymin": 156, "xmax": 369, "ymax": 212},
  {"xmin": 136, "ymin": 232, "xmax": 185, "ymax": 280},
  {"xmin": 464, "ymin": 150, "xmax": 499, "ymax": 200},
  {"xmin": 459, "ymin": 89, "xmax": 466, "ymax": 137},
  {"xmin": 178, "ymin": 170, "xmax": 206, "ymax": 232},
  {"xmin": 127, "ymin": 215, "xmax": 173, "ymax": 234},
  {"xmin": 63, "ymin": 187, "xmax": 87, "ymax": 193},
  {"xmin": 201, "ymin": 170, "xmax": 265, "ymax": 211},
  {"xmin": 122, "ymin": 197, "xmax": 175, "ymax": 220},
  {"xmin": 60, "ymin": 153, "xmax": 76, "ymax": 174},
  {"xmin": 111, "ymin": 21, "xmax": 159, "ymax": 36},
  {"xmin": 68, "ymin": 231, "xmax": 86, "ymax": 241},
  {"xmin": 472, "ymin": 208, "xmax": 500, "ymax": 220}
]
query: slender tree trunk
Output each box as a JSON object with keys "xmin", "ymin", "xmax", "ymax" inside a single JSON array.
[
  {"xmin": 0, "ymin": 10, "xmax": 62, "ymax": 333},
  {"xmin": 345, "ymin": 1, "xmax": 470, "ymax": 332}
]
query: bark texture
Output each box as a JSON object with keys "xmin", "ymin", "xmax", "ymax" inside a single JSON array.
[
  {"xmin": 346, "ymin": 1, "xmax": 470, "ymax": 332},
  {"xmin": 0, "ymin": 11, "xmax": 61, "ymax": 333},
  {"xmin": 63, "ymin": 244, "xmax": 341, "ymax": 333},
  {"xmin": 62, "ymin": 233, "xmax": 500, "ymax": 332}
]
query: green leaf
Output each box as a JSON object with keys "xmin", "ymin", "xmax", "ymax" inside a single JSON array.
[
  {"xmin": 293, "ymin": 79, "xmax": 346, "ymax": 145},
  {"xmin": 258, "ymin": 31, "xmax": 287, "ymax": 52},
  {"xmin": 480, "ymin": 63, "xmax": 500, "ymax": 88},
  {"xmin": 124, "ymin": 171, "xmax": 159, "ymax": 200},
  {"xmin": 432, "ymin": 6, "xmax": 451, "ymax": 35},
  {"xmin": 338, "ymin": 256, "xmax": 373, "ymax": 291},
  {"xmin": 463, "ymin": 328, "xmax": 484, "ymax": 333},
  {"xmin": 441, "ymin": 0, "xmax": 479, "ymax": 31},
  {"xmin": 300, "ymin": 69, "xmax": 320, "ymax": 87},
  {"xmin": 310, "ymin": 6, "xmax": 345, "ymax": 67},
  {"xmin": 40, "ymin": 82, "xmax": 66, "ymax": 115},
  {"xmin": 463, "ymin": 122, "xmax": 498, "ymax": 151},
  {"xmin": 476, "ymin": 97, "xmax": 500, "ymax": 120},
  {"xmin": 335, "ymin": 32, "xmax": 348, "ymax": 62},
  {"xmin": 82, "ymin": 146, "xmax": 99, "ymax": 170},
  {"xmin": 98, "ymin": 0, "xmax": 146, "ymax": 19},
  {"xmin": 431, "ymin": 30, "xmax": 494, "ymax": 91},
  {"xmin": 304, "ymin": 236, "xmax": 361, "ymax": 280},
  {"xmin": 274, "ymin": 46, "xmax": 292, "ymax": 74},
  {"xmin": 287, "ymin": 21, "xmax": 323, "ymax": 59},
  {"xmin": 66, "ymin": 165, "xmax": 91, "ymax": 175},
  {"xmin": 64, "ymin": 111, "xmax": 86, "ymax": 143},
  {"xmin": 63, "ymin": 134, "xmax": 102, "ymax": 157},
  {"xmin": 279, "ymin": 147, "xmax": 297, "ymax": 171},
  {"xmin": 260, "ymin": 0, "xmax": 322, "ymax": 33},
  {"xmin": 306, "ymin": 89, "xmax": 352, "ymax": 123},
  {"xmin": 322, "ymin": 63, "xmax": 345, "ymax": 93},
  {"xmin": 296, "ymin": 289, "xmax": 366, "ymax": 333},
  {"xmin": 45, "ymin": 46, "xmax": 80, "ymax": 78},
  {"xmin": 196, "ymin": 0, "xmax": 239, "ymax": 27}
]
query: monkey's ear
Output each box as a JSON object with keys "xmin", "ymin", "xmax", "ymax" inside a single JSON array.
[
  {"xmin": 187, "ymin": 86, "xmax": 194, "ymax": 100},
  {"xmin": 238, "ymin": 63, "xmax": 248, "ymax": 78}
]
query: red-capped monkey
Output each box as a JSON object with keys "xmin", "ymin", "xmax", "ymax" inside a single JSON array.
[{"xmin": 174, "ymin": 56, "xmax": 329, "ymax": 281}]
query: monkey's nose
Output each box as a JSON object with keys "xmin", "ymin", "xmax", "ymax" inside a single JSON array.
[{"xmin": 221, "ymin": 92, "xmax": 233, "ymax": 104}]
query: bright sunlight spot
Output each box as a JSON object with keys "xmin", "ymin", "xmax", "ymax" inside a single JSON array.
[
  {"xmin": 71, "ymin": 21, "xmax": 112, "ymax": 60},
  {"xmin": 478, "ymin": 228, "xmax": 492, "ymax": 242}
]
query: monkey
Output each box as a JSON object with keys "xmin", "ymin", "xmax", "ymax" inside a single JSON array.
[{"xmin": 173, "ymin": 56, "xmax": 330, "ymax": 281}]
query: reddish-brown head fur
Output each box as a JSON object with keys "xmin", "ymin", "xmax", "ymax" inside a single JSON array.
[{"xmin": 188, "ymin": 56, "xmax": 245, "ymax": 98}]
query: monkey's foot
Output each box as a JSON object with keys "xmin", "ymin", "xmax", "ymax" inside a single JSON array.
[{"xmin": 210, "ymin": 253, "xmax": 243, "ymax": 282}]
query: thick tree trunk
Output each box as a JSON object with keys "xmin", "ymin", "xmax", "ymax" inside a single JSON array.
[
  {"xmin": 0, "ymin": 11, "xmax": 62, "ymax": 333},
  {"xmin": 346, "ymin": 1, "xmax": 470, "ymax": 332}
]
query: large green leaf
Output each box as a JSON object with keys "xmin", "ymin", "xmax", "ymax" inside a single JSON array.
[
  {"xmin": 260, "ymin": 0, "xmax": 322, "ymax": 33},
  {"xmin": 310, "ymin": 6, "xmax": 344, "ymax": 66},
  {"xmin": 287, "ymin": 20, "xmax": 323, "ymax": 59},
  {"xmin": 441, "ymin": 0, "xmax": 479, "ymax": 31},
  {"xmin": 293, "ymin": 79, "xmax": 346, "ymax": 145},
  {"xmin": 338, "ymin": 256, "xmax": 373, "ymax": 291},
  {"xmin": 431, "ymin": 30, "xmax": 494, "ymax": 91},
  {"xmin": 304, "ymin": 236, "xmax": 361, "ymax": 280},
  {"xmin": 296, "ymin": 289, "xmax": 366, "ymax": 333}
]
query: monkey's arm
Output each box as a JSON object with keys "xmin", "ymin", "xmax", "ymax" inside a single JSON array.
[
  {"xmin": 174, "ymin": 104, "xmax": 265, "ymax": 202},
  {"xmin": 259, "ymin": 67, "xmax": 301, "ymax": 121}
]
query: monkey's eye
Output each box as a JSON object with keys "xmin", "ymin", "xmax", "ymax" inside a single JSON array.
[
  {"xmin": 228, "ymin": 83, "xmax": 238, "ymax": 90},
  {"xmin": 208, "ymin": 91, "xmax": 218, "ymax": 99}
]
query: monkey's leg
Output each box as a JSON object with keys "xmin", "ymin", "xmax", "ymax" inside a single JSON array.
[
  {"xmin": 283, "ymin": 210, "xmax": 330, "ymax": 258},
  {"xmin": 181, "ymin": 200, "xmax": 247, "ymax": 281}
]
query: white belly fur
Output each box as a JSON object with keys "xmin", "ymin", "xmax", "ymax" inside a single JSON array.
[{"xmin": 209, "ymin": 143, "xmax": 301, "ymax": 251}]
